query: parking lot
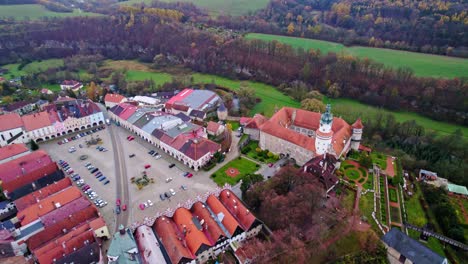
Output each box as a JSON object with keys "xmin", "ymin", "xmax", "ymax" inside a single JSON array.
[{"xmin": 41, "ymin": 123, "xmax": 218, "ymax": 227}]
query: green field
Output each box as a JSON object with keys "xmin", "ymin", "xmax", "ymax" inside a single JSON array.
[
  {"xmin": 126, "ymin": 70, "xmax": 173, "ymax": 86},
  {"xmin": 211, "ymin": 157, "xmax": 259, "ymax": 186},
  {"xmin": 119, "ymin": 0, "xmax": 269, "ymax": 16},
  {"xmin": 245, "ymin": 33, "xmax": 468, "ymax": 79},
  {"xmin": 328, "ymin": 98, "xmax": 468, "ymax": 138},
  {"xmin": 2, "ymin": 59, "xmax": 64, "ymax": 78},
  {"xmin": 0, "ymin": 4, "xmax": 101, "ymax": 21}
]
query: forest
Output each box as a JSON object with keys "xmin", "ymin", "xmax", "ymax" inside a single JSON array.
[{"xmin": 211, "ymin": 0, "xmax": 468, "ymax": 57}]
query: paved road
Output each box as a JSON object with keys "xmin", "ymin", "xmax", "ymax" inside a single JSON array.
[{"xmin": 108, "ymin": 124, "xmax": 130, "ymax": 230}]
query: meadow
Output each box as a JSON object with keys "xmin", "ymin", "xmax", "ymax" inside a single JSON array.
[
  {"xmin": 245, "ymin": 33, "xmax": 468, "ymax": 79},
  {"xmin": 2, "ymin": 59, "xmax": 64, "ymax": 78},
  {"xmin": 118, "ymin": 0, "xmax": 269, "ymax": 16},
  {"xmin": 0, "ymin": 4, "xmax": 100, "ymax": 21}
]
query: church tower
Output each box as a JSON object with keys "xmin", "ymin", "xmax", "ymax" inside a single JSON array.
[
  {"xmin": 315, "ymin": 104, "xmax": 334, "ymax": 155},
  {"xmin": 351, "ymin": 118, "xmax": 363, "ymax": 150}
]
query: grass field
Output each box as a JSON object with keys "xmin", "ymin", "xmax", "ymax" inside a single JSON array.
[
  {"xmin": 329, "ymin": 98, "xmax": 468, "ymax": 138},
  {"xmin": 119, "ymin": 0, "xmax": 269, "ymax": 16},
  {"xmin": 2, "ymin": 59, "xmax": 65, "ymax": 78},
  {"xmin": 0, "ymin": 4, "xmax": 100, "ymax": 21},
  {"xmin": 245, "ymin": 33, "xmax": 468, "ymax": 79},
  {"xmin": 211, "ymin": 157, "xmax": 259, "ymax": 186}
]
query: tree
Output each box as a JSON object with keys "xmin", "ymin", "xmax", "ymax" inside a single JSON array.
[
  {"xmin": 30, "ymin": 140, "xmax": 39, "ymax": 150},
  {"xmin": 287, "ymin": 22, "xmax": 295, "ymax": 34},
  {"xmin": 327, "ymin": 83, "xmax": 340, "ymax": 98},
  {"xmin": 86, "ymin": 81, "xmax": 102, "ymax": 101},
  {"xmin": 241, "ymin": 174, "xmax": 263, "ymax": 195},
  {"xmin": 358, "ymin": 153, "xmax": 373, "ymax": 168},
  {"xmin": 301, "ymin": 98, "xmax": 325, "ymax": 112}
]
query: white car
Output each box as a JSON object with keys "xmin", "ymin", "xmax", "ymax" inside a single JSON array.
[
  {"xmin": 169, "ymin": 189, "xmax": 176, "ymax": 196},
  {"xmin": 143, "ymin": 202, "xmax": 149, "ymax": 208},
  {"xmin": 147, "ymin": 200, "xmax": 153, "ymax": 207},
  {"xmin": 165, "ymin": 178, "xmax": 173, "ymax": 183}
]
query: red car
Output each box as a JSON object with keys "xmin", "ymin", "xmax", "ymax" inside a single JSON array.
[
  {"xmin": 268, "ymin": 163, "xmax": 274, "ymax": 167},
  {"xmin": 82, "ymin": 185, "xmax": 90, "ymax": 191},
  {"xmin": 187, "ymin": 173, "xmax": 193, "ymax": 178},
  {"xmin": 116, "ymin": 198, "xmax": 121, "ymax": 206},
  {"xmin": 122, "ymin": 204, "xmax": 127, "ymax": 211},
  {"xmin": 144, "ymin": 164, "xmax": 151, "ymax": 169}
]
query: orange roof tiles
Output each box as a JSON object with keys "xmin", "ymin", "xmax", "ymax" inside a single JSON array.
[
  {"xmin": 245, "ymin": 114, "xmax": 267, "ymax": 129},
  {"xmin": 2, "ymin": 162, "xmax": 58, "ymax": 193},
  {"xmin": 88, "ymin": 217, "xmax": 106, "ymax": 231},
  {"xmin": 191, "ymin": 202, "xmax": 227, "ymax": 244},
  {"xmin": 104, "ymin": 93, "xmax": 126, "ymax": 104},
  {"xmin": 260, "ymin": 107, "xmax": 353, "ymax": 154},
  {"xmin": 28, "ymin": 206, "xmax": 98, "ymax": 250},
  {"xmin": 0, "ymin": 150, "xmax": 54, "ymax": 186},
  {"xmin": 218, "ymin": 190, "xmax": 256, "ymax": 231},
  {"xmin": 205, "ymin": 195, "xmax": 241, "ymax": 236},
  {"xmin": 0, "ymin": 113, "xmax": 23, "ymax": 131},
  {"xmin": 21, "ymin": 112, "xmax": 52, "ymax": 132},
  {"xmin": 153, "ymin": 216, "xmax": 194, "ymax": 264},
  {"xmin": 17, "ymin": 186, "xmax": 82, "ymax": 226},
  {"xmin": 206, "ymin": 121, "xmax": 221, "ymax": 133},
  {"xmin": 172, "ymin": 207, "xmax": 212, "ymax": 255},
  {"xmin": 0, "ymin": 143, "xmax": 29, "ymax": 161},
  {"xmin": 352, "ymin": 118, "xmax": 364, "ymax": 129},
  {"xmin": 15, "ymin": 178, "xmax": 72, "ymax": 211}
]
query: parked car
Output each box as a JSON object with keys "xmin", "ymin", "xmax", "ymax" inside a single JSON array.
[
  {"xmin": 129, "ymin": 154, "xmax": 135, "ymax": 158},
  {"xmin": 99, "ymin": 177, "xmax": 107, "ymax": 182},
  {"xmin": 116, "ymin": 199, "xmax": 121, "ymax": 206},
  {"xmin": 139, "ymin": 204, "xmax": 145, "ymax": 210},
  {"xmin": 148, "ymin": 150, "xmax": 155, "ymax": 155},
  {"xmin": 82, "ymin": 185, "xmax": 90, "ymax": 191},
  {"xmin": 183, "ymin": 172, "xmax": 190, "ymax": 177},
  {"xmin": 160, "ymin": 194, "xmax": 166, "ymax": 201},
  {"xmin": 144, "ymin": 164, "xmax": 151, "ymax": 169},
  {"xmin": 104, "ymin": 180, "xmax": 110, "ymax": 185},
  {"xmin": 147, "ymin": 200, "xmax": 153, "ymax": 207},
  {"xmin": 164, "ymin": 192, "xmax": 170, "ymax": 198},
  {"xmin": 181, "ymin": 185, "xmax": 188, "ymax": 190},
  {"xmin": 122, "ymin": 204, "xmax": 127, "ymax": 211},
  {"xmin": 165, "ymin": 177, "xmax": 173, "ymax": 183},
  {"xmin": 84, "ymin": 162, "xmax": 91, "ymax": 167},
  {"xmin": 169, "ymin": 163, "xmax": 175, "ymax": 168},
  {"xmin": 116, "ymin": 206, "xmax": 121, "ymax": 214},
  {"xmin": 268, "ymin": 163, "xmax": 274, "ymax": 167},
  {"xmin": 187, "ymin": 173, "xmax": 193, "ymax": 178},
  {"xmin": 90, "ymin": 168, "xmax": 99, "ymax": 173},
  {"xmin": 169, "ymin": 188, "xmax": 176, "ymax": 196}
]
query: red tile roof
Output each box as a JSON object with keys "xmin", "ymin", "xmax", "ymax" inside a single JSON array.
[
  {"xmin": 17, "ymin": 186, "xmax": 82, "ymax": 226},
  {"xmin": 28, "ymin": 206, "xmax": 98, "ymax": 250},
  {"xmin": 239, "ymin": 117, "xmax": 251, "ymax": 126},
  {"xmin": 2, "ymin": 162, "xmax": 58, "ymax": 193},
  {"xmin": 173, "ymin": 207, "xmax": 212, "ymax": 255},
  {"xmin": 15, "ymin": 178, "xmax": 72, "ymax": 211},
  {"xmin": 0, "ymin": 150, "xmax": 53, "ymax": 185},
  {"xmin": 218, "ymin": 190, "xmax": 256, "ymax": 231},
  {"xmin": 21, "ymin": 112, "xmax": 52, "ymax": 131},
  {"xmin": 104, "ymin": 93, "xmax": 127, "ymax": 104},
  {"xmin": 352, "ymin": 118, "xmax": 364, "ymax": 129},
  {"xmin": 165, "ymin": 88, "xmax": 193, "ymax": 110},
  {"xmin": 260, "ymin": 107, "xmax": 352, "ymax": 154},
  {"xmin": 245, "ymin": 114, "xmax": 267, "ymax": 129},
  {"xmin": 179, "ymin": 138, "xmax": 220, "ymax": 161},
  {"xmin": 153, "ymin": 216, "xmax": 194, "ymax": 264},
  {"xmin": 0, "ymin": 113, "xmax": 23, "ymax": 131},
  {"xmin": 205, "ymin": 195, "xmax": 241, "ymax": 236},
  {"xmin": 191, "ymin": 202, "xmax": 227, "ymax": 244},
  {"xmin": 40, "ymin": 197, "xmax": 91, "ymax": 227},
  {"xmin": 34, "ymin": 229, "xmax": 95, "ymax": 264},
  {"xmin": 117, "ymin": 103, "xmax": 138, "ymax": 120},
  {"xmin": 0, "ymin": 143, "xmax": 29, "ymax": 161},
  {"xmin": 206, "ymin": 121, "xmax": 221, "ymax": 133}
]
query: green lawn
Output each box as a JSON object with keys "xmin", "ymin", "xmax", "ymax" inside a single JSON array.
[
  {"xmin": 0, "ymin": 4, "xmax": 101, "ymax": 20},
  {"xmin": 2, "ymin": 59, "xmax": 64, "ymax": 78},
  {"xmin": 389, "ymin": 188, "xmax": 398, "ymax": 203},
  {"xmin": 345, "ymin": 169, "xmax": 360, "ymax": 181},
  {"xmin": 226, "ymin": 120, "xmax": 240, "ymax": 130},
  {"xmin": 245, "ymin": 33, "xmax": 468, "ymax": 79},
  {"xmin": 211, "ymin": 157, "xmax": 259, "ymax": 186},
  {"xmin": 41, "ymin": 83, "xmax": 61, "ymax": 92},
  {"xmin": 119, "ymin": 0, "xmax": 269, "ymax": 16},
  {"xmin": 363, "ymin": 172, "xmax": 373, "ymax": 190},
  {"xmin": 328, "ymin": 98, "xmax": 468, "ymax": 138},
  {"xmin": 371, "ymin": 153, "xmax": 388, "ymax": 170},
  {"xmin": 125, "ymin": 70, "xmax": 173, "ymax": 87}
]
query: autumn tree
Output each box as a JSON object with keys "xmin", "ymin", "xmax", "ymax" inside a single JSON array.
[
  {"xmin": 287, "ymin": 22, "xmax": 295, "ymax": 34},
  {"xmin": 327, "ymin": 82, "xmax": 341, "ymax": 98},
  {"xmin": 301, "ymin": 98, "xmax": 326, "ymax": 112},
  {"xmin": 86, "ymin": 81, "xmax": 102, "ymax": 101}
]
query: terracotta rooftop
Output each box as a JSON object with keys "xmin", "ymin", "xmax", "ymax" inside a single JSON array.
[
  {"xmin": 173, "ymin": 207, "xmax": 212, "ymax": 255},
  {"xmin": 244, "ymin": 114, "xmax": 267, "ymax": 129},
  {"xmin": 14, "ymin": 177, "xmax": 72, "ymax": 211},
  {"xmin": 117, "ymin": 103, "xmax": 138, "ymax": 120},
  {"xmin": 21, "ymin": 112, "xmax": 52, "ymax": 131},
  {"xmin": 135, "ymin": 225, "xmax": 167, "ymax": 264},
  {"xmin": 0, "ymin": 150, "xmax": 54, "ymax": 186},
  {"xmin": 178, "ymin": 138, "xmax": 220, "ymax": 161},
  {"xmin": 206, "ymin": 121, "xmax": 221, "ymax": 133},
  {"xmin": 260, "ymin": 107, "xmax": 353, "ymax": 154},
  {"xmin": 40, "ymin": 197, "xmax": 91, "ymax": 227},
  {"xmin": 218, "ymin": 190, "xmax": 257, "ymax": 231},
  {"xmin": 27, "ymin": 206, "xmax": 98, "ymax": 251},
  {"xmin": 191, "ymin": 202, "xmax": 227, "ymax": 245},
  {"xmin": 3, "ymin": 162, "xmax": 59, "ymax": 194},
  {"xmin": 352, "ymin": 118, "xmax": 364, "ymax": 129},
  {"xmin": 16, "ymin": 186, "xmax": 82, "ymax": 226},
  {"xmin": 0, "ymin": 143, "xmax": 29, "ymax": 161},
  {"xmin": 153, "ymin": 216, "xmax": 194, "ymax": 264},
  {"xmin": 205, "ymin": 195, "xmax": 242, "ymax": 236},
  {"xmin": 104, "ymin": 93, "xmax": 127, "ymax": 104},
  {"xmin": 0, "ymin": 113, "xmax": 23, "ymax": 131}
]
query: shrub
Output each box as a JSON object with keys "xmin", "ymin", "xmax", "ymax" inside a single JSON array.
[
  {"xmin": 256, "ymin": 147, "xmax": 262, "ymax": 153},
  {"xmin": 259, "ymin": 157, "xmax": 265, "ymax": 162},
  {"xmin": 212, "ymin": 173, "xmax": 216, "ymax": 178},
  {"xmin": 255, "ymin": 164, "xmax": 260, "ymax": 168},
  {"xmin": 267, "ymin": 152, "xmax": 273, "ymax": 158}
]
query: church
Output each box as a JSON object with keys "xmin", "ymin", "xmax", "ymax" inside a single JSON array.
[{"xmin": 258, "ymin": 105, "xmax": 363, "ymax": 165}]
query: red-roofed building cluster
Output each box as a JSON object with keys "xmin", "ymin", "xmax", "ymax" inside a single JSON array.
[
  {"xmin": 60, "ymin": 80, "xmax": 83, "ymax": 92},
  {"xmin": 250, "ymin": 105, "xmax": 363, "ymax": 165},
  {"xmin": 0, "ymin": 149, "xmax": 109, "ymax": 263},
  {"xmin": 109, "ymin": 102, "xmax": 221, "ymax": 171},
  {"xmin": 123, "ymin": 189, "xmax": 262, "ymax": 264},
  {"xmin": 0, "ymin": 98, "xmax": 104, "ymax": 147}
]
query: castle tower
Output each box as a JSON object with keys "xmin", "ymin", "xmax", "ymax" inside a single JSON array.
[
  {"xmin": 351, "ymin": 118, "xmax": 364, "ymax": 150},
  {"xmin": 315, "ymin": 104, "xmax": 334, "ymax": 155},
  {"xmin": 217, "ymin": 103, "xmax": 227, "ymax": 121}
]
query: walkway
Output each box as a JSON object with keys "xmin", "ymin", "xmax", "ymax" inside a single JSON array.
[{"xmin": 385, "ymin": 156, "xmax": 395, "ymax": 177}]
